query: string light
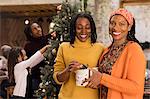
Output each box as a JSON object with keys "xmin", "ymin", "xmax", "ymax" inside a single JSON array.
[{"xmin": 24, "ymin": 19, "xmax": 30, "ymax": 25}]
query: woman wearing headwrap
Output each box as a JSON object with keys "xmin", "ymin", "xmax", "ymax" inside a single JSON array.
[{"xmin": 86, "ymin": 8, "xmax": 146, "ymax": 99}]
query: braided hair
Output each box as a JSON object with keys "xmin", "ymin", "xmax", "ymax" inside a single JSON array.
[{"xmin": 127, "ymin": 18, "xmax": 140, "ymax": 45}]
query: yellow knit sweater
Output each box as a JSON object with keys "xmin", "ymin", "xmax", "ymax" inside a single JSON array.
[{"xmin": 53, "ymin": 38, "xmax": 105, "ymax": 99}]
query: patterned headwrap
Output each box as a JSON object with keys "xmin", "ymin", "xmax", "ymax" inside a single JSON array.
[{"xmin": 110, "ymin": 8, "xmax": 134, "ymax": 26}]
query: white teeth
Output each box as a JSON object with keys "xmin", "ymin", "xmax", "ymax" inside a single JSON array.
[
  {"xmin": 113, "ymin": 32, "xmax": 120, "ymax": 35},
  {"xmin": 80, "ymin": 35, "xmax": 87, "ymax": 38}
]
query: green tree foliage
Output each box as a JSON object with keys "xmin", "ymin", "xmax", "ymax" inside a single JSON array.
[{"xmin": 35, "ymin": 0, "xmax": 89, "ymax": 98}]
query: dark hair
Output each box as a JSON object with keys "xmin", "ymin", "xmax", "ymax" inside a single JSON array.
[
  {"xmin": 127, "ymin": 18, "xmax": 140, "ymax": 44},
  {"xmin": 7, "ymin": 47, "xmax": 23, "ymax": 84},
  {"xmin": 70, "ymin": 12, "xmax": 97, "ymax": 44},
  {"xmin": 24, "ymin": 24, "xmax": 32, "ymax": 41},
  {"xmin": 1, "ymin": 45, "xmax": 12, "ymax": 59},
  {"xmin": 24, "ymin": 22, "xmax": 43, "ymax": 41}
]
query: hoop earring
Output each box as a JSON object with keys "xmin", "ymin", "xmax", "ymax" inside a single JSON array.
[{"xmin": 109, "ymin": 33, "xmax": 113, "ymax": 43}]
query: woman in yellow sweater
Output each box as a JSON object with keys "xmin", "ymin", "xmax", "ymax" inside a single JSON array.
[
  {"xmin": 86, "ymin": 8, "xmax": 146, "ymax": 99},
  {"xmin": 53, "ymin": 12, "xmax": 105, "ymax": 99}
]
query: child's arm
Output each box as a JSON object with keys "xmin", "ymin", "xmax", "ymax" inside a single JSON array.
[{"xmin": 15, "ymin": 45, "xmax": 50, "ymax": 70}]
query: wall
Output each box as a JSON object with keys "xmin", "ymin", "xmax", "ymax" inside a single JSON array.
[
  {"xmin": 0, "ymin": 0, "xmax": 61, "ymax": 5},
  {"xmin": 123, "ymin": 3, "xmax": 150, "ymax": 69},
  {"xmin": 125, "ymin": 5, "xmax": 150, "ymax": 43},
  {"xmin": 87, "ymin": 0, "xmax": 120, "ymax": 46}
]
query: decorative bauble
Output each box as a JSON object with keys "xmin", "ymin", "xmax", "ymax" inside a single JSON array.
[
  {"xmin": 50, "ymin": 69, "xmax": 53, "ymax": 72},
  {"xmin": 57, "ymin": 5, "xmax": 62, "ymax": 11},
  {"xmin": 52, "ymin": 49, "xmax": 57, "ymax": 55},
  {"xmin": 39, "ymin": 83, "xmax": 43, "ymax": 88},
  {"xmin": 45, "ymin": 82, "xmax": 49, "ymax": 85},
  {"xmin": 42, "ymin": 89, "xmax": 46, "ymax": 92},
  {"xmin": 40, "ymin": 75, "xmax": 43, "ymax": 79},
  {"xmin": 49, "ymin": 22, "xmax": 55, "ymax": 33}
]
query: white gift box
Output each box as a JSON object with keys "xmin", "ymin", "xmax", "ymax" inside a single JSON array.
[{"xmin": 75, "ymin": 67, "xmax": 98, "ymax": 87}]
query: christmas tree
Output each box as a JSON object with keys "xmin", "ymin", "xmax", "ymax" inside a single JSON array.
[{"xmin": 35, "ymin": 0, "xmax": 88, "ymax": 98}]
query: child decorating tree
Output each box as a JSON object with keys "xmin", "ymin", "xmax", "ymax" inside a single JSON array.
[{"xmin": 7, "ymin": 45, "xmax": 50, "ymax": 98}]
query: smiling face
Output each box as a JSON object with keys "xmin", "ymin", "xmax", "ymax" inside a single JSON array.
[
  {"xmin": 31, "ymin": 23, "xmax": 43, "ymax": 38},
  {"xmin": 109, "ymin": 15, "xmax": 131, "ymax": 43},
  {"xmin": 75, "ymin": 17, "xmax": 91, "ymax": 42}
]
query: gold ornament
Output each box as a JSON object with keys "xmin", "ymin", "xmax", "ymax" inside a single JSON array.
[{"xmin": 52, "ymin": 49, "xmax": 57, "ymax": 55}]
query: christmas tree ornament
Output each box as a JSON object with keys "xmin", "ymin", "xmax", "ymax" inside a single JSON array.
[
  {"xmin": 49, "ymin": 22, "xmax": 55, "ymax": 33},
  {"xmin": 36, "ymin": 0, "xmax": 90, "ymax": 98},
  {"xmin": 52, "ymin": 49, "xmax": 57, "ymax": 55},
  {"xmin": 42, "ymin": 89, "xmax": 46, "ymax": 92}
]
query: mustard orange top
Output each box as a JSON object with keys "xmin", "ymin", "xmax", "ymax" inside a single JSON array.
[{"xmin": 99, "ymin": 41, "xmax": 146, "ymax": 99}]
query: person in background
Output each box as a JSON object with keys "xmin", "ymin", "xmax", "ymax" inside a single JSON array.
[
  {"xmin": 0, "ymin": 45, "xmax": 12, "ymax": 98},
  {"xmin": 1, "ymin": 45, "xmax": 12, "ymax": 58},
  {"xmin": 24, "ymin": 22, "xmax": 51, "ymax": 97},
  {"xmin": 7, "ymin": 45, "xmax": 50, "ymax": 98},
  {"xmin": 86, "ymin": 8, "xmax": 146, "ymax": 99},
  {"xmin": 0, "ymin": 45, "xmax": 12, "ymax": 71},
  {"xmin": 53, "ymin": 12, "xmax": 105, "ymax": 99}
]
